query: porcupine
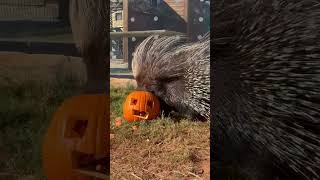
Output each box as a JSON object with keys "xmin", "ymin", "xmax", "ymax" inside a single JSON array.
[
  {"xmin": 132, "ymin": 34, "xmax": 210, "ymax": 121},
  {"xmin": 212, "ymin": 0, "xmax": 320, "ymax": 179},
  {"xmin": 132, "ymin": 0, "xmax": 320, "ymax": 179}
]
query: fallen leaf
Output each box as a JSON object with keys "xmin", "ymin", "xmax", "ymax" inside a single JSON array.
[{"xmin": 115, "ymin": 117, "xmax": 122, "ymax": 127}]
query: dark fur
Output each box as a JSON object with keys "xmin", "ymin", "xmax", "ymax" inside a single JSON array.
[
  {"xmin": 132, "ymin": 34, "xmax": 210, "ymax": 121},
  {"xmin": 213, "ymin": 0, "xmax": 320, "ymax": 179},
  {"xmin": 133, "ymin": 0, "xmax": 320, "ymax": 179}
]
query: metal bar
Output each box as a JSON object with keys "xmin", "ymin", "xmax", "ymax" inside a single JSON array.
[{"xmin": 110, "ymin": 30, "xmax": 184, "ymax": 38}]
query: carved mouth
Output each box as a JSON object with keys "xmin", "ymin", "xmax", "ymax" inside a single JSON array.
[
  {"xmin": 132, "ymin": 110, "xmax": 149, "ymax": 119},
  {"xmin": 64, "ymin": 118, "xmax": 107, "ymax": 174},
  {"xmin": 72, "ymin": 151, "xmax": 108, "ymax": 174}
]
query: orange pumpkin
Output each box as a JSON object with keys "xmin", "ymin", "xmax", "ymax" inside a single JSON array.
[
  {"xmin": 42, "ymin": 94, "xmax": 108, "ymax": 180},
  {"xmin": 123, "ymin": 91, "xmax": 160, "ymax": 122}
]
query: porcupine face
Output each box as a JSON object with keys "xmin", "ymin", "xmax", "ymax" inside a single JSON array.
[
  {"xmin": 213, "ymin": 0, "xmax": 320, "ymax": 179},
  {"xmin": 132, "ymin": 35, "xmax": 210, "ymax": 120},
  {"xmin": 132, "ymin": 35, "xmax": 191, "ymax": 116}
]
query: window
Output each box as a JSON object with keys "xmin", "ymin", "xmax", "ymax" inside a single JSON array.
[{"xmin": 115, "ymin": 12, "xmax": 122, "ymax": 21}]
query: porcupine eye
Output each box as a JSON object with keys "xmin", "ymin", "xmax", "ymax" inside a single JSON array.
[
  {"xmin": 155, "ymin": 76, "xmax": 182, "ymax": 95},
  {"xmin": 157, "ymin": 76, "xmax": 180, "ymax": 84}
]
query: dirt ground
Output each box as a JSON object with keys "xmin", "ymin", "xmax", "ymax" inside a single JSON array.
[
  {"xmin": 110, "ymin": 78, "xmax": 136, "ymax": 88},
  {"xmin": 0, "ymin": 52, "xmax": 85, "ymax": 83},
  {"xmin": 110, "ymin": 118, "xmax": 210, "ymax": 180}
]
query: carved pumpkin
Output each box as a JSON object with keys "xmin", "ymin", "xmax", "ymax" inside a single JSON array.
[
  {"xmin": 123, "ymin": 91, "xmax": 160, "ymax": 122},
  {"xmin": 42, "ymin": 94, "xmax": 108, "ymax": 179}
]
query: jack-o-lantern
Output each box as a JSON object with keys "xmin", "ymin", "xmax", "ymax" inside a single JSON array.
[
  {"xmin": 123, "ymin": 91, "xmax": 160, "ymax": 122},
  {"xmin": 42, "ymin": 94, "xmax": 108, "ymax": 179}
]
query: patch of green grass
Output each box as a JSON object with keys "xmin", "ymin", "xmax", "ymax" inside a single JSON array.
[
  {"xmin": 110, "ymin": 85, "xmax": 210, "ymax": 140},
  {"xmin": 110, "ymin": 84, "xmax": 135, "ymax": 119},
  {"xmin": 166, "ymin": 146, "xmax": 197, "ymax": 166},
  {"xmin": 0, "ymin": 72, "xmax": 83, "ymax": 179}
]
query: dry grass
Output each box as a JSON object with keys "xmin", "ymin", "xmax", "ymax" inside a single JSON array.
[
  {"xmin": 0, "ymin": 52, "xmax": 211, "ymax": 179},
  {"xmin": 110, "ymin": 78, "xmax": 136, "ymax": 88}
]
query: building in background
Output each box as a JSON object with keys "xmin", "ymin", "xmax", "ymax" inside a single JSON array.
[
  {"xmin": 122, "ymin": 0, "xmax": 210, "ymax": 69},
  {"xmin": 111, "ymin": 0, "xmax": 123, "ymax": 59}
]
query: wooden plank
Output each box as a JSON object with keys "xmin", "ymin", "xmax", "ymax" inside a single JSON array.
[
  {"xmin": 165, "ymin": 6, "xmax": 185, "ymax": 10},
  {"xmin": 164, "ymin": 0, "xmax": 185, "ymax": 19},
  {"xmin": 73, "ymin": 168, "xmax": 108, "ymax": 179},
  {"xmin": 122, "ymin": 0, "xmax": 129, "ymax": 63},
  {"xmin": 111, "ymin": 30, "xmax": 184, "ymax": 39},
  {"xmin": 164, "ymin": 0, "xmax": 184, "ymax": 4},
  {"xmin": 58, "ymin": 0, "xmax": 70, "ymax": 25},
  {"xmin": 0, "ymin": 41, "xmax": 80, "ymax": 57},
  {"xmin": 185, "ymin": 0, "xmax": 190, "ymax": 36},
  {"xmin": 0, "ymin": 37, "xmax": 72, "ymax": 43}
]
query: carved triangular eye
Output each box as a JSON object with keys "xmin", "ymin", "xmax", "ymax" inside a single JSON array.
[
  {"xmin": 72, "ymin": 120, "xmax": 88, "ymax": 137},
  {"xmin": 147, "ymin": 100, "xmax": 153, "ymax": 108},
  {"xmin": 130, "ymin": 98, "xmax": 138, "ymax": 105},
  {"xmin": 65, "ymin": 119, "xmax": 88, "ymax": 138}
]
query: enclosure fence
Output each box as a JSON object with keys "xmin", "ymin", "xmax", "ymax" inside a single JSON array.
[{"xmin": 0, "ymin": 0, "xmax": 60, "ymax": 22}]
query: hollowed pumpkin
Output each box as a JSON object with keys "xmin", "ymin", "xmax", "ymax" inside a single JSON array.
[
  {"xmin": 42, "ymin": 94, "xmax": 108, "ymax": 179},
  {"xmin": 123, "ymin": 91, "xmax": 160, "ymax": 122}
]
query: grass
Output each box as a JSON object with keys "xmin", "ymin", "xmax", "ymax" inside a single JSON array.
[
  {"xmin": 0, "ymin": 56, "xmax": 210, "ymax": 179},
  {"xmin": 110, "ymin": 85, "xmax": 210, "ymax": 179},
  {"xmin": 0, "ymin": 71, "xmax": 84, "ymax": 179},
  {"xmin": 110, "ymin": 84, "xmax": 135, "ymax": 120}
]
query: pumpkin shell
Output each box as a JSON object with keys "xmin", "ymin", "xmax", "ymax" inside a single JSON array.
[
  {"xmin": 123, "ymin": 91, "xmax": 160, "ymax": 122},
  {"xmin": 42, "ymin": 94, "xmax": 108, "ymax": 179}
]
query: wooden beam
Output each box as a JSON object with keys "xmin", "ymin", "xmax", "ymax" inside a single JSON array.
[
  {"xmin": 0, "ymin": 41, "xmax": 80, "ymax": 57},
  {"xmin": 58, "ymin": 0, "xmax": 70, "ymax": 25},
  {"xmin": 122, "ymin": 0, "xmax": 129, "ymax": 63},
  {"xmin": 185, "ymin": 0, "xmax": 190, "ymax": 38},
  {"xmin": 111, "ymin": 30, "xmax": 184, "ymax": 39}
]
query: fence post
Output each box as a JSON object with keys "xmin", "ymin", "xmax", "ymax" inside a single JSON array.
[
  {"xmin": 58, "ymin": 0, "xmax": 70, "ymax": 25},
  {"xmin": 123, "ymin": 0, "xmax": 129, "ymax": 68}
]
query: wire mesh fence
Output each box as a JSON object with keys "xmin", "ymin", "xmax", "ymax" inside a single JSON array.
[
  {"xmin": 0, "ymin": 0, "xmax": 59, "ymax": 22},
  {"xmin": 0, "ymin": 0, "xmax": 75, "ymax": 56}
]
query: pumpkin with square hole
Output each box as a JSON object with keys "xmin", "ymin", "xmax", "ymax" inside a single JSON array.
[
  {"xmin": 42, "ymin": 94, "xmax": 107, "ymax": 180},
  {"xmin": 123, "ymin": 91, "xmax": 160, "ymax": 122}
]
